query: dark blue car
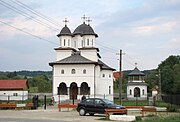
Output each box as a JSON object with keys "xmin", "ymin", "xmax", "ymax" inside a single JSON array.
[{"xmin": 76, "ymin": 98, "xmax": 125, "ymax": 116}]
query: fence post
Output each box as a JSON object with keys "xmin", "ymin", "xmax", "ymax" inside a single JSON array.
[{"xmin": 44, "ymin": 95, "xmax": 46, "ymax": 110}]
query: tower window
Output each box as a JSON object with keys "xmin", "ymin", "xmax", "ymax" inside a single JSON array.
[
  {"xmin": 83, "ymin": 69, "xmax": 86, "ymax": 74},
  {"xmin": 64, "ymin": 39, "xmax": 66, "ymax": 46},
  {"xmin": 109, "ymin": 74, "xmax": 111, "ymax": 78},
  {"xmin": 92, "ymin": 39, "xmax": 93, "ymax": 46},
  {"xmin": 61, "ymin": 69, "xmax": 64, "ymax": 74},
  {"xmin": 72, "ymin": 69, "xmax": 76, "ymax": 74},
  {"xmin": 102, "ymin": 74, "xmax": 105, "ymax": 77},
  {"xmin": 68, "ymin": 39, "xmax": 70, "ymax": 46},
  {"xmin": 130, "ymin": 89, "xmax": 132, "ymax": 95},
  {"xmin": 87, "ymin": 39, "xmax": 89, "ymax": 46}
]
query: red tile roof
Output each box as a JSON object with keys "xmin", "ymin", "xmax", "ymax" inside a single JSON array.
[{"xmin": 0, "ymin": 80, "xmax": 28, "ymax": 90}]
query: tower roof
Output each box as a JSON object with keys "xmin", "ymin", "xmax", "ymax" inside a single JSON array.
[
  {"xmin": 73, "ymin": 23, "xmax": 98, "ymax": 37},
  {"xmin": 57, "ymin": 25, "xmax": 72, "ymax": 37},
  {"xmin": 128, "ymin": 67, "xmax": 145, "ymax": 76}
]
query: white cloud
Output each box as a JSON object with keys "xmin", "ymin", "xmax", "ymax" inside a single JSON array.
[{"xmin": 158, "ymin": 36, "xmax": 180, "ymax": 49}]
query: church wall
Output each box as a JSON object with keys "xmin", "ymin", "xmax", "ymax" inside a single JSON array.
[
  {"xmin": 59, "ymin": 36, "xmax": 72, "ymax": 47},
  {"xmin": 53, "ymin": 64, "xmax": 95, "ymax": 95},
  {"xmin": 96, "ymin": 69, "xmax": 114, "ymax": 101},
  {"xmin": 56, "ymin": 50, "xmax": 73, "ymax": 61},
  {"xmin": 72, "ymin": 35, "xmax": 82, "ymax": 49},
  {"xmin": 82, "ymin": 35, "xmax": 96, "ymax": 47},
  {"xmin": 80, "ymin": 50, "xmax": 98, "ymax": 62}
]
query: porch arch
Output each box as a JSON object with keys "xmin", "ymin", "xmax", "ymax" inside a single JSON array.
[
  {"xmin": 58, "ymin": 82, "xmax": 67, "ymax": 95},
  {"xmin": 80, "ymin": 82, "xmax": 90, "ymax": 95},
  {"xmin": 134, "ymin": 87, "xmax": 140, "ymax": 97},
  {"xmin": 70, "ymin": 82, "xmax": 78, "ymax": 99}
]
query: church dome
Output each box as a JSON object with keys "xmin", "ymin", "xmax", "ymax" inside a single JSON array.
[
  {"xmin": 73, "ymin": 23, "xmax": 98, "ymax": 37},
  {"xmin": 57, "ymin": 25, "xmax": 72, "ymax": 37}
]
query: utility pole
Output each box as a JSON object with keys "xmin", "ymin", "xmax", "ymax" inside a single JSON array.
[
  {"xmin": 117, "ymin": 49, "xmax": 122, "ymax": 105},
  {"xmin": 158, "ymin": 69, "xmax": 162, "ymax": 100}
]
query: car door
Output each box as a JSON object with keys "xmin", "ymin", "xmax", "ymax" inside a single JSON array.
[
  {"xmin": 85, "ymin": 99, "xmax": 94, "ymax": 113},
  {"xmin": 94, "ymin": 99, "xmax": 106, "ymax": 113}
]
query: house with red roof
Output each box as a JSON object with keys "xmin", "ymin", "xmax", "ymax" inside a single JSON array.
[{"xmin": 0, "ymin": 80, "xmax": 29, "ymax": 101}]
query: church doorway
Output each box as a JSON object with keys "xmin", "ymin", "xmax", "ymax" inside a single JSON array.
[
  {"xmin": 134, "ymin": 87, "xmax": 140, "ymax": 97},
  {"xmin": 58, "ymin": 82, "xmax": 67, "ymax": 95},
  {"xmin": 70, "ymin": 82, "xmax": 78, "ymax": 99},
  {"xmin": 80, "ymin": 82, "xmax": 90, "ymax": 95}
]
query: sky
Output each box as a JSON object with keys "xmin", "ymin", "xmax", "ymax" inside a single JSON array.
[{"xmin": 0, "ymin": 0, "xmax": 180, "ymax": 71}]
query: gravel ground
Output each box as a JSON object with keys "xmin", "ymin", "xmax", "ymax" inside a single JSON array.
[{"xmin": 0, "ymin": 108, "xmax": 106, "ymax": 122}]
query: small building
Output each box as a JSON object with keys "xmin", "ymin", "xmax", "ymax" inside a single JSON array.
[
  {"xmin": 0, "ymin": 80, "xmax": 29, "ymax": 101},
  {"xmin": 127, "ymin": 67, "xmax": 147, "ymax": 100}
]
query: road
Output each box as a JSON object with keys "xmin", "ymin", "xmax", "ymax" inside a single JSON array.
[{"xmin": 0, "ymin": 108, "xmax": 106, "ymax": 122}]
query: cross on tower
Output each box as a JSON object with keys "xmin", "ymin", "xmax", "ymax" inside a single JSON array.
[
  {"xmin": 63, "ymin": 18, "xmax": 69, "ymax": 26},
  {"xmin": 86, "ymin": 17, "xmax": 92, "ymax": 25},
  {"xmin": 81, "ymin": 15, "xmax": 87, "ymax": 23},
  {"xmin": 135, "ymin": 62, "xmax": 138, "ymax": 67}
]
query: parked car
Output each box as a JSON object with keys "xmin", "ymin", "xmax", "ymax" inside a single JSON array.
[{"xmin": 76, "ymin": 98, "xmax": 125, "ymax": 116}]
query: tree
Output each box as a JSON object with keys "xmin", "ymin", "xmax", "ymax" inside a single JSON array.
[{"xmin": 158, "ymin": 55, "xmax": 180, "ymax": 94}]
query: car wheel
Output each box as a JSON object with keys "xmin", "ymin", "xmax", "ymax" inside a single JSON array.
[
  {"xmin": 89, "ymin": 113, "xmax": 94, "ymax": 116},
  {"xmin": 79, "ymin": 108, "xmax": 86, "ymax": 116}
]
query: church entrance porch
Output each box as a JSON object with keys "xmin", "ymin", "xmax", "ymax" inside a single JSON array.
[
  {"xmin": 70, "ymin": 82, "xmax": 78, "ymax": 100},
  {"xmin": 134, "ymin": 87, "xmax": 140, "ymax": 97}
]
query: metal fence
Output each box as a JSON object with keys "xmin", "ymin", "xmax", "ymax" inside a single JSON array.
[{"xmin": 162, "ymin": 94, "xmax": 180, "ymax": 106}]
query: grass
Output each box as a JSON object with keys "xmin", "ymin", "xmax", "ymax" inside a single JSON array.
[{"xmin": 137, "ymin": 114, "xmax": 180, "ymax": 122}]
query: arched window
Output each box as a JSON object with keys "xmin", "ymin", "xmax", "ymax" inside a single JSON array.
[
  {"xmin": 109, "ymin": 86, "xmax": 111, "ymax": 94},
  {"xmin": 64, "ymin": 39, "xmax": 66, "ymax": 46},
  {"xmin": 142, "ymin": 89, "xmax": 145, "ymax": 95},
  {"xmin": 58, "ymin": 82, "xmax": 67, "ymax": 95},
  {"xmin": 102, "ymin": 74, "xmax": 105, "ymax": 77},
  {"xmin": 80, "ymin": 82, "xmax": 90, "ymax": 95},
  {"xmin": 87, "ymin": 39, "xmax": 89, "ymax": 46},
  {"xmin": 68, "ymin": 39, "xmax": 70, "ymax": 46},
  {"xmin": 72, "ymin": 69, "xmax": 76, "ymax": 74},
  {"xmin": 61, "ymin": 69, "xmax": 64, "ymax": 74},
  {"xmin": 83, "ymin": 69, "xmax": 86, "ymax": 74},
  {"xmin": 109, "ymin": 74, "xmax": 111, "ymax": 78},
  {"xmin": 130, "ymin": 89, "xmax": 132, "ymax": 95},
  {"xmin": 92, "ymin": 39, "xmax": 93, "ymax": 46}
]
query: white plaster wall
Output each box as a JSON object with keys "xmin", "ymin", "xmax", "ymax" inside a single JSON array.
[
  {"xmin": 127, "ymin": 85, "xmax": 147, "ymax": 100},
  {"xmin": 97, "ymin": 70, "xmax": 114, "ymax": 101},
  {"xmin": 80, "ymin": 49, "xmax": 98, "ymax": 62},
  {"xmin": 72, "ymin": 35, "xmax": 82, "ymax": 49},
  {"xmin": 59, "ymin": 36, "xmax": 72, "ymax": 48},
  {"xmin": 56, "ymin": 50, "xmax": 73, "ymax": 61},
  {"xmin": 53, "ymin": 64, "xmax": 95, "ymax": 95},
  {"xmin": 0, "ymin": 91, "xmax": 28, "ymax": 100},
  {"xmin": 82, "ymin": 35, "xmax": 96, "ymax": 47}
]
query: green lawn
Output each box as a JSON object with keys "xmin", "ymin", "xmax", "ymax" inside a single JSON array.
[{"xmin": 137, "ymin": 115, "xmax": 180, "ymax": 122}]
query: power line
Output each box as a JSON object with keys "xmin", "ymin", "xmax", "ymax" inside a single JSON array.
[
  {"xmin": 0, "ymin": 20, "xmax": 58, "ymax": 46},
  {"xmin": 0, "ymin": 0, "xmax": 59, "ymax": 31},
  {"xmin": 11, "ymin": 0, "xmax": 61, "ymax": 27}
]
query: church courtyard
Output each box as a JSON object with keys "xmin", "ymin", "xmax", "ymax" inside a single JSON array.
[{"xmin": 0, "ymin": 106, "xmax": 179, "ymax": 122}]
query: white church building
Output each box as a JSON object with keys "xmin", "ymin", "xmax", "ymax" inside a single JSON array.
[
  {"xmin": 127, "ymin": 67, "xmax": 148, "ymax": 100},
  {"xmin": 49, "ymin": 17, "xmax": 115, "ymax": 102}
]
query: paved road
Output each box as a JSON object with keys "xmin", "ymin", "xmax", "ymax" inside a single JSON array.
[{"xmin": 0, "ymin": 108, "xmax": 106, "ymax": 122}]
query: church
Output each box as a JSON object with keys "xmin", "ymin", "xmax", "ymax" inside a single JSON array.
[{"xmin": 49, "ymin": 16, "xmax": 115, "ymax": 102}]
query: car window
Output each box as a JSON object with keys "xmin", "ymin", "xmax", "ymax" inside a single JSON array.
[
  {"xmin": 85, "ymin": 99, "xmax": 94, "ymax": 104},
  {"xmin": 95, "ymin": 99, "xmax": 104, "ymax": 105}
]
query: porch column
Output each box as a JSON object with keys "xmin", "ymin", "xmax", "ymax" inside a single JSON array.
[{"xmin": 78, "ymin": 87, "xmax": 80, "ymax": 95}]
